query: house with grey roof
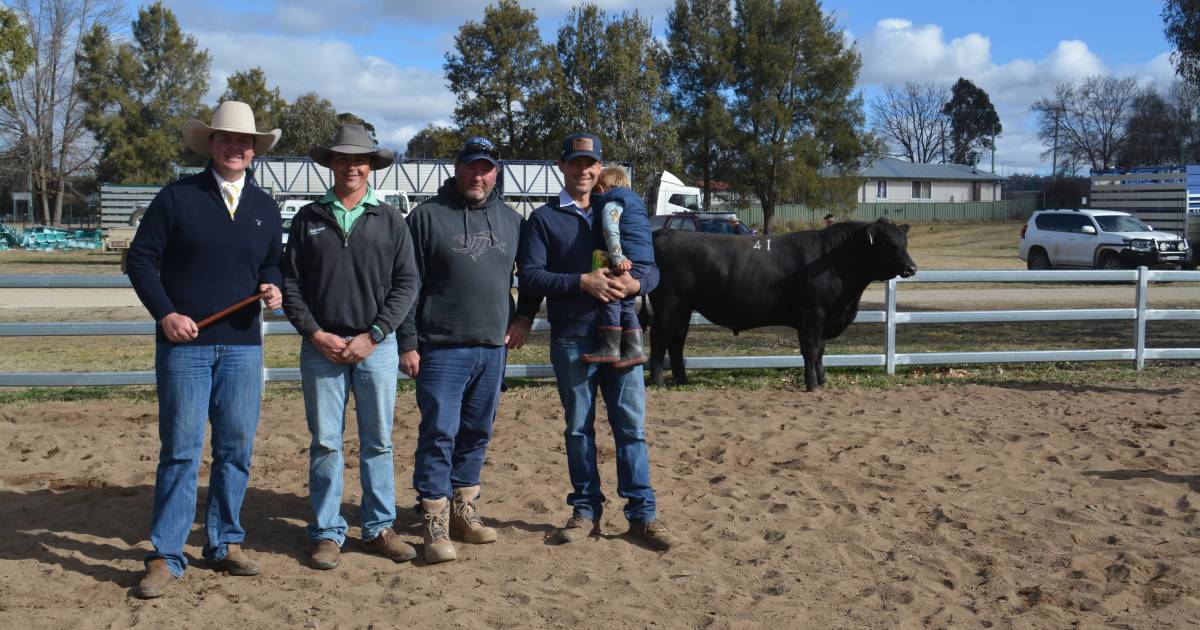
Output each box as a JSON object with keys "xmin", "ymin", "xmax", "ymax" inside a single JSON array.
[{"xmin": 850, "ymin": 156, "xmax": 1005, "ymax": 203}]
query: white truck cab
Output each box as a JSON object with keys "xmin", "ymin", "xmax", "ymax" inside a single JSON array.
[{"xmin": 654, "ymin": 171, "xmax": 703, "ymax": 215}]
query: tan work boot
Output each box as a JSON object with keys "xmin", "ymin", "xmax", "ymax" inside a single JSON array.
[
  {"xmin": 310, "ymin": 539, "xmax": 340, "ymax": 570},
  {"xmin": 450, "ymin": 485, "xmax": 498, "ymax": 544},
  {"xmin": 555, "ymin": 512, "xmax": 598, "ymax": 544},
  {"xmin": 211, "ymin": 543, "xmax": 260, "ymax": 576},
  {"xmin": 133, "ymin": 558, "xmax": 176, "ymax": 599},
  {"xmin": 363, "ymin": 527, "xmax": 417, "ymax": 562},
  {"xmin": 628, "ymin": 519, "xmax": 678, "ymax": 551},
  {"xmin": 420, "ymin": 497, "xmax": 457, "ymax": 563}
]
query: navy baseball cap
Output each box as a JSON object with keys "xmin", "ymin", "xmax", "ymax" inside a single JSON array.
[
  {"xmin": 456, "ymin": 136, "xmax": 499, "ymax": 166},
  {"xmin": 560, "ymin": 133, "xmax": 602, "ymax": 162}
]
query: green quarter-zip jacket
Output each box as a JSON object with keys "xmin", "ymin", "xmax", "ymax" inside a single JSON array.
[{"xmin": 282, "ymin": 195, "xmax": 419, "ymax": 338}]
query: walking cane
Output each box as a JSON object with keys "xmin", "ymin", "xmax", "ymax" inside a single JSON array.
[{"xmin": 196, "ymin": 290, "xmax": 269, "ymax": 330}]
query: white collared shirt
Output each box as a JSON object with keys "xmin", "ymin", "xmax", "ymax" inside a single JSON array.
[
  {"xmin": 213, "ymin": 169, "xmax": 246, "ymax": 214},
  {"xmin": 558, "ymin": 189, "xmax": 591, "ymax": 222}
]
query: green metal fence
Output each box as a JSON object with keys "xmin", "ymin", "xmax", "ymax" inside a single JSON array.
[{"xmin": 733, "ymin": 199, "xmax": 1036, "ymax": 229}]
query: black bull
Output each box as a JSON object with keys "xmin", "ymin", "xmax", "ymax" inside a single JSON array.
[{"xmin": 646, "ymin": 219, "xmax": 917, "ymax": 391}]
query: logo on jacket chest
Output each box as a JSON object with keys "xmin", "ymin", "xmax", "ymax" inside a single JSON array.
[{"xmin": 453, "ymin": 231, "xmax": 506, "ymax": 261}]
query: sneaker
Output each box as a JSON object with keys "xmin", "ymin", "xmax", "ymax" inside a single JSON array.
[
  {"xmin": 133, "ymin": 559, "xmax": 175, "ymax": 599},
  {"xmin": 420, "ymin": 497, "xmax": 457, "ymax": 563},
  {"xmin": 363, "ymin": 528, "xmax": 417, "ymax": 562},
  {"xmin": 451, "ymin": 485, "xmax": 498, "ymax": 544},
  {"xmin": 210, "ymin": 543, "xmax": 260, "ymax": 576},
  {"xmin": 555, "ymin": 512, "xmax": 598, "ymax": 545},
  {"xmin": 310, "ymin": 539, "xmax": 340, "ymax": 570},
  {"xmin": 629, "ymin": 519, "xmax": 677, "ymax": 551}
]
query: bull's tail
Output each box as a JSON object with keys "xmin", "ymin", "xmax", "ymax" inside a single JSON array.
[{"xmin": 637, "ymin": 294, "xmax": 653, "ymax": 330}]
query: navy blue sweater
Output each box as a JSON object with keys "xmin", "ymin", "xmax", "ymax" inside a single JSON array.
[
  {"xmin": 517, "ymin": 196, "xmax": 658, "ymax": 337},
  {"xmin": 126, "ymin": 165, "xmax": 283, "ymax": 345}
]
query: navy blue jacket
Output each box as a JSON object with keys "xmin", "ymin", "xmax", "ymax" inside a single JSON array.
[
  {"xmin": 126, "ymin": 165, "xmax": 283, "ymax": 345},
  {"xmin": 594, "ymin": 186, "xmax": 653, "ymax": 265},
  {"xmin": 517, "ymin": 195, "xmax": 658, "ymax": 337}
]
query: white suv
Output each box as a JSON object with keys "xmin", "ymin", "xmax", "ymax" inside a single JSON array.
[{"xmin": 1019, "ymin": 209, "xmax": 1191, "ymax": 270}]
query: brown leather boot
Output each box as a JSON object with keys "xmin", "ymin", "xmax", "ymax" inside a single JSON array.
[
  {"xmin": 629, "ymin": 518, "xmax": 678, "ymax": 551},
  {"xmin": 133, "ymin": 558, "xmax": 176, "ymax": 599},
  {"xmin": 420, "ymin": 497, "xmax": 457, "ymax": 563},
  {"xmin": 309, "ymin": 539, "xmax": 340, "ymax": 570},
  {"xmin": 450, "ymin": 485, "xmax": 498, "ymax": 544},
  {"xmin": 211, "ymin": 543, "xmax": 260, "ymax": 576},
  {"xmin": 554, "ymin": 511, "xmax": 598, "ymax": 544},
  {"xmin": 612, "ymin": 328, "xmax": 647, "ymax": 368},
  {"xmin": 582, "ymin": 327, "xmax": 622, "ymax": 363},
  {"xmin": 363, "ymin": 528, "xmax": 417, "ymax": 562}
]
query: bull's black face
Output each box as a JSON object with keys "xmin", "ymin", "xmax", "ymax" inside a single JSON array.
[{"xmin": 866, "ymin": 219, "xmax": 918, "ymax": 280}]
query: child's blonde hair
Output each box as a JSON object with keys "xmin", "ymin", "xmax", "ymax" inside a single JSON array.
[{"xmin": 597, "ymin": 165, "xmax": 631, "ymax": 191}]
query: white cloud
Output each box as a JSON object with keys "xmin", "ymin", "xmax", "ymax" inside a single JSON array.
[
  {"xmin": 857, "ymin": 18, "xmax": 1170, "ymax": 173},
  {"xmin": 858, "ymin": 19, "xmax": 993, "ymax": 84},
  {"xmin": 195, "ymin": 31, "xmax": 455, "ymax": 151}
]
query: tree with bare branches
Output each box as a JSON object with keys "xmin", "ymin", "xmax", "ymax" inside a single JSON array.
[
  {"xmin": 0, "ymin": 0, "xmax": 120, "ymax": 225},
  {"xmin": 868, "ymin": 81, "xmax": 949, "ymax": 164},
  {"xmin": 1031, "ymin": 75, "xmax": 1139, "ymax": 173}
]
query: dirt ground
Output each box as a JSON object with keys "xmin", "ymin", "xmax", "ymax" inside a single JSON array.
[
  {"xmin": 2, "ymin": 378, "xmax": 1200, "ymax": 629},
  {"xmin": 3, "ymin": 223, "xmax": 1199, "ymax": 628}
]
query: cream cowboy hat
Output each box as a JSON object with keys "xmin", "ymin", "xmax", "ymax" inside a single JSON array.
[{"xmin": 181, "ymin": 100, "xmax": 281, "ymax": 157}]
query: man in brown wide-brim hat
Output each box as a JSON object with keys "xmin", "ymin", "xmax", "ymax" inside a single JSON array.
[
  {"xmin": 282, "ymin": 123, "xmax": 420, "ymax": 570},
  {"xmin": 126, "ymin": 100, "xmax": 284, "ymax": 598}
]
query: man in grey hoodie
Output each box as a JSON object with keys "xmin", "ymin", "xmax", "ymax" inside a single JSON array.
[{"xmin": 398, "ymin": 136, "xmax": 538, "ymax": 563}]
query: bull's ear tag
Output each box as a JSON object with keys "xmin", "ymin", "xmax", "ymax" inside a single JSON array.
[{"xmin": 866, "ymin": 228, "xmax": 874, "ymax": 245}]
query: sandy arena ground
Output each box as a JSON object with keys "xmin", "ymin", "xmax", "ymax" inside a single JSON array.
[{"xmin": 2, "ymin": 379, "xmax": 1200, "ymax": 629}]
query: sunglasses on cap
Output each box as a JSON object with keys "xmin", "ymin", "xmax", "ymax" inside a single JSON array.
[{"xmin": 460, "ymin": 137, "xmax": 499, "ymax": 160}]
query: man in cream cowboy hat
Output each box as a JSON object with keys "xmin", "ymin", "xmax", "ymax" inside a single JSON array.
[
  {"xmin": 282, "ymin": 124, "xmax": 420, "ymax": 570},
  {"xmin": 126, "ymin": 100, "xmax": 284, "ymax": 598}
]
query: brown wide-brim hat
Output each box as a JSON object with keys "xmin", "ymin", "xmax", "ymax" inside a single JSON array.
[
  {"xmin": 181, "ymin": 100, "xmax": 281, "ymax": 157},
  {"xmin": 310, "ymin": 124, "xmax": 394, "ymax": 170}
]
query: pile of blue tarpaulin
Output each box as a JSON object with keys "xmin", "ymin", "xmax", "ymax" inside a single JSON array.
[
  {"xmin": 0, "ymin": 224, "xmax": 17, "ymax": 250},
  {"xmin": 0, "ymin": 225, "xmax": 104, "ymax": 251}
]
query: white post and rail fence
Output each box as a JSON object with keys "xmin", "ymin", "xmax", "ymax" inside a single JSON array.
[{"xmin": 1, "ymin": 268, "xmax": 1198, "ymax": 387}]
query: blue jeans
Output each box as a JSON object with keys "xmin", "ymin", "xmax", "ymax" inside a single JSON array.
[
  {"xmin": 549, "ymin": 336, "xmax": 656, "ymax": 523},
  {"xmin": 149, "ymin": 343, "xmax": 263, "ymax": 577},
  {"xmin": 413, "ymin": 344, "xmax": 506, "ymax": 501},
  {"xmin": 300, "ymin": 333, "xmax": 399, "ymax": 545},
  {"xmin": 598, "ymin": 296, "xmax": 639, "ymax": 329}
]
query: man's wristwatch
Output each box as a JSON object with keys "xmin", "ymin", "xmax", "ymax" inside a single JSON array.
[{"xmin": 368, "ymin": 325, "xmax": 386, "ymax": 344}]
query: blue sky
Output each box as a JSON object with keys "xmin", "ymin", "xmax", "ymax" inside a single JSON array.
[{"xmin": 147, "ymin": 0, "xmax": 1176, "ymax": 173}]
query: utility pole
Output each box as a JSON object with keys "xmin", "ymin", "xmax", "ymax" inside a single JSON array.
[{"xmin": 991, "ymin": 129, "xmax": 996, "ymax": 174}]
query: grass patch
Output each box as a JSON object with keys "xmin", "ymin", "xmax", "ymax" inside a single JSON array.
[
  {"xmin": 0, "ymin": 385, "xmax": 158, "ymax": 406},
  {"xmin": 0, "ymin": 249, "xmax": 123, "ymax": 275}
]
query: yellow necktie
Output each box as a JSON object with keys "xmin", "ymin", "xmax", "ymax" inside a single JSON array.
[{"xmin": 222, "ymin": 182, "xmax": 239, "ymax": 218}]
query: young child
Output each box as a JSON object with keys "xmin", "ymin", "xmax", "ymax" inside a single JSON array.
[{"xmin": 581, "ymin": 165, "xmax": 652, "ymax": 367}]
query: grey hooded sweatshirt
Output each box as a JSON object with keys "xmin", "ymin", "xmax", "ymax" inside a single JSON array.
[{"xmin": 397, "ymin": 178, "xmax": 539, "ymax": 352}]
